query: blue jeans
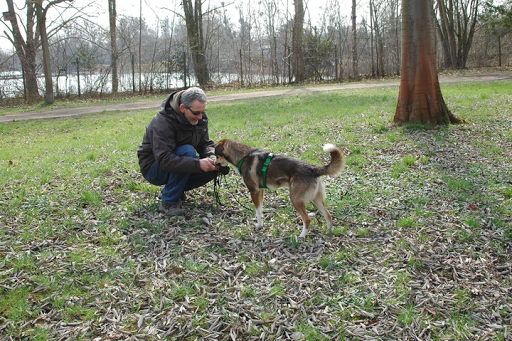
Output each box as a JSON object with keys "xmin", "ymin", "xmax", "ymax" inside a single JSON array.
[{"xmin": 144, "ymin": 145, "xmax": 217, "ymax": 204}]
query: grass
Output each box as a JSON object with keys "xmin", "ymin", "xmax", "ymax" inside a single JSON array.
[{"xmin": 0, "ymin": 80, "xmax": 511, "ymax": 340}]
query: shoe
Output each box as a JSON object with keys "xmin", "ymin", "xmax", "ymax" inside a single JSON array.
[
  {"xmin": 159, "ymin": 202, "xmax": 185, "ymax": 216},
  {"xmin": 180, "ymin": 192, "xmax": 187, "ymax": 201}
]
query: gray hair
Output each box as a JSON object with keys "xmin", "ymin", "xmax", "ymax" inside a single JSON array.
[{"xmin": 181, "ymin": 87, "xmax": 207, "ymax": 107}]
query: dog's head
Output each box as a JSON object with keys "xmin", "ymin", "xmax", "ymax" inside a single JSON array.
[{"xmin": 214, "ymin": 139, "xmax": 230, "ymax": 167}]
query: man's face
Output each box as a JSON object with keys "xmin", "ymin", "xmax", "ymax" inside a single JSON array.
[{"xmin": 181, "ymin": 99, "xmax": 206, "ymax": 126}]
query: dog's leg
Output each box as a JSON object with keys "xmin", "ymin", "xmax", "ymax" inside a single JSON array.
[
  {"xmin": 291, "ymin": 199, "xmax": 311, "ymax": 238},
  {"xmin": 250, "ymin": 190, "xmax": 265, "ymax": 228},
  {"xmin": 312, "ymin": 183, "xmax": 333, "ymax": 234},
  {"xmin": 313, "ymin": 198, "xmax": 332, "ymax": 234}
]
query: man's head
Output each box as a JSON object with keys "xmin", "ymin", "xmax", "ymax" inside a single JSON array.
[{"xmin": 180, "ymin": 87, "xmax": 207, "ymax": 126}]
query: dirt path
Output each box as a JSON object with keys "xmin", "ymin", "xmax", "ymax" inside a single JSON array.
[{"xmin": 1, "ymin": 72, "xmax": 511, "ymax": 122}]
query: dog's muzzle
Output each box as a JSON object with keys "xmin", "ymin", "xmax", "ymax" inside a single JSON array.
[{"xmin": 216, "ymin": 165, "xmax": 230, "ymax": 175}]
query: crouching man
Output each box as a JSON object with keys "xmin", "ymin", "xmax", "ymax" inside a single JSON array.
[{"xmin": 137, "ymin": 87, "xmax": 224, "ymax": 215}]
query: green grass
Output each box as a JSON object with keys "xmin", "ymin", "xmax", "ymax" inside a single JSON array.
[{"xmin": 0, "ymin": 80, "xmax": 511, "ymax": 339}]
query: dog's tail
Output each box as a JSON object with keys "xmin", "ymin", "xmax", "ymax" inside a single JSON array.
[{"xmin": 314, "ymin": 144, "xmax": 345, "ymax": 177}]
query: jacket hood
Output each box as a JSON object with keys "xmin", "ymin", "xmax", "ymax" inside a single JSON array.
[
  {"xmin": 159, "ymin": 90, "xmax": 186, "ymax": 122},
  {"xmin": 168, "ymin": 90, "xmax": 182, "ymax": 113}
]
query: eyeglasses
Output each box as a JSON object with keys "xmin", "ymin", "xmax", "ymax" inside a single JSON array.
[{"xmin": 185, "ymin": 106, "xmax": 206, "ymax": 116}]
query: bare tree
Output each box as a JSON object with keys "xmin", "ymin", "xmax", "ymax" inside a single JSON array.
[
  {"xmin": 292, "ymin": 0, "xmax": 304, "ymax": 82},
  {"xmin": 480, "ymin": 1, "xmax": 512, "ymax": 66},
  {"xmin": 351, "ymin": 0, "xmax": 359, "ymax": 77},
  {"xmin": 3, "ymin": 0, "xmax": 40, "ymax": 103},
  {"xmin": 3, "ymin": 0, "xmax": 80, "ymax": 104},
  {"xmin": 323, "ymin": 0, "xmax": 349, "ymax": 79},
  {"xmin": 33, "ymin": 0, "xmax": 73, "ymax": 104},
  {"xmin": 108, "ymin": 0, "xmax": 118, "ymax": 93},
  {"xmin": 182, "ymin": 0, "xmax": 210, "ymax": 86},
  {"xmin": 435, "ymin": 0, "xmax": 479, "ymax": 69},
  {"xmin": 394, "ymin": 0, "xmax": 463, "ymax": 125},
  {"xmin": 370, "ymin": 0, "xmax": 375, "ymax": 76},
  {"xmin": 371, "ymin": 0, "xmax": 386, "ymax": 77},
  {"xmin": 117, "ymin": 16, "xmax": 141, "ymax": 92},
  {"xmin": 260, "ymin": 0, "xmax": 280, "ymax": 83},
  {"xmin": 391, "ymin": 0, "xmax": 400, "ymax": 75}
]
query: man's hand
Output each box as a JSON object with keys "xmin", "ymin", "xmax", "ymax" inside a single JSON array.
[{"xmin": 199, "ymin": 158, "xmax": 218, "ymax": 172}]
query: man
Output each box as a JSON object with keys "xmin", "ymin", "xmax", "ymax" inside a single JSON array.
[{"xmin": 137, "ymin": 87, "xmax": 225, "ymax": 216}]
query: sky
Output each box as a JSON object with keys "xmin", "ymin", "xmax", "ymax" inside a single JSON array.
[{"xmin": 0, "ymin": 0, "xmax": 352, "ymax": 53}]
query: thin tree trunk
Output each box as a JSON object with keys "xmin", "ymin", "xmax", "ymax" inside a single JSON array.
[
  {"xmin": 108, "ymin": 0, "xmax": 119, "ymax": 93},
  {"xmin": 76, "ymin": 58, "xmax": 81, "ymax": 97},
  {"xmin": 182, "ymin": 0, "xmax": 210, "ymax": 87},
  {"xmin": 351, "ymin": 0, "xmax": 358, "ymax": 78},
  {"xmin": 498, "ymin": 35, "xmax": 502, "ymax": 66},
  {"xmin": 139, "ymin": 0, "xmax": 142, "ymax": 93},
  {"xmin": 240, "ymin": 49, "xmax": 244, "ymax": 86},
  {"xmin": 437, "ymin": 0, "xmax": 457, "ymax": 68},
  {"xmin": 273, "ymin": 35, "xmax": 279, "ymax": 83},
  {"xmin": 370, "ymin": 0, "xmax": 375, "ymax": 77},
  {"xmin": 292, "ymin": 0, "xmax": 304, "ymax": 82},
  {"xmin": 395, "ymin": 1, "xmax": 400, "ymax": 76},
  {"xmin": 35, "ymin": 2, "xmax": 54, "ymax": 104}
]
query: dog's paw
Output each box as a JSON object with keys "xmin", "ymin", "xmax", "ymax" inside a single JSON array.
[{"xmin": 299, "ymin": 227, "xmax": 308, "ymax": 238}]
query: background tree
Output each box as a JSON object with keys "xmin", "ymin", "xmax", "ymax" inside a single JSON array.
[
  {"xmin": 292, "ymin": 0, "xmax": 304, "ymax": 82},
  {"xmin": 2, "ymin": 0, "xmax": 510, "ymax": 100},
  {"xmin": 182, "ymin": 0, "xmax": 210, "ymax": 86},
  {"xmin": 480, "ymin": 0, "xmax": 512, "ymax": 66},
  {"xmin": 394, "ymin": 0, "xmax": 463, "ymax": 125},
  {"xmin": 322, "ymin": 0, "xmax": 350, "ymax": 80},
  {"xmin": 3, "ymin": 0, "xmax": 81, "ymax": 103},
  {"xmin": 435, "ymin": 0, "xmax": 480, "ymax": 69},
  {"xmin": 108, "ymin": 0, "xmax": 118, "ymax": 93},
  {"xmin": 261, "ymin": 0, "xmax": 281, "ymax": 83},
  {"xmin": 351, "ymin": 0, "xmax": 359, "ymax": 77},
  {"xmin": 3, "ymin": 0, "xmax": 40, "ymax": 103},
  {"xmin": 33, "ymin": 0, "xmax": 73, "ymax": 104}
]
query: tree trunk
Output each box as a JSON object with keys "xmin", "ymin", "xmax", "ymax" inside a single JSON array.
[
  {"xmin": 35, "ymin": 1, "xmax": 54, "ymax": 105},
  {"xmin": 370, "ymin": 0, "xmax": 375, "ymax": 77},
  {"xmin": 292, "ymin": 0, "xmax": 304, "ymax": 82},
  {"xmin": 23, "ymin": 47, "xmax": 40, "ymax": 104},
  {"xmin": 138, "ymin": 0, "xmax": 142, "ymax": 93},
  {"xmin": 394, "ymin": 0, "xmax": 464, "ymax": 125},
  {"xmin": 108, "ymin": 0, "xmax": 119, "ymax": 93},
  {"xmin": 5, "ymin": 0, "xmax": 40, "ymax": 103},
  {"xmin": 182, "ymin": 0, "xmax": 210, "ymax": 87},
  {"xmin": 393, "ymin": 0, "xmax": 400, "ymax": 76},
  {"xmin": 273, "ymin": 35, "xmax": 279, "ymax": 83},
  {"xmin": 351, "ymin": 0, "xmax": 358, "ymax": 78}
]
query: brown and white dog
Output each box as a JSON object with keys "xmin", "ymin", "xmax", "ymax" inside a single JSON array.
[{"xmin": 215, "ymin": 139, "xmax": 345, "ymax": 238}]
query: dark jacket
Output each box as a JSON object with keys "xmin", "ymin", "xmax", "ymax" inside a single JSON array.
[{"xmin": 137, "ymin": 90, "xmax": 216, "ymax": 176}]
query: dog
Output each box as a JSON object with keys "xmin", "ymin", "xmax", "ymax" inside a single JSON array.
[{"xmin": 215, "ymin": 139, "xmax": 345, "ymax": 238}]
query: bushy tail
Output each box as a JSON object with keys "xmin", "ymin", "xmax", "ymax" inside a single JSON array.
[{"xmin": 314, "ymin": 144, "xmax": 345, "ymax": 177}]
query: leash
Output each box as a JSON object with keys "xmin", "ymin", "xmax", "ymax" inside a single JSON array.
[
  {"xmin": 213, "ymin": 170, "xmax": 254, "ymax": 211},
  {"xmin": 213, "ymin": 171, "xmax": 225, "ymax": 206}
]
